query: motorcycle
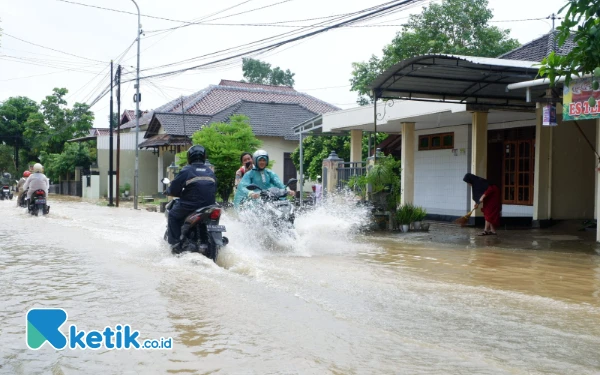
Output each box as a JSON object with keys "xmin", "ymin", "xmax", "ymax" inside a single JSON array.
[
  {"xmin": 28, "ymin": 189, "xmax": 49, "ymax": 216},
  {"xmin": 161, "ymin": 178, "xmax": 228, "ymax": 262},
  {"xmin": 0, "ymin": 184, "xmax": 13, "ymax": 200},
  {"xmin": 18, "ymin": 189, "xmax": 28, "ymax": 208},
  {"xmin": 241, "ymin": 178, "xmax": 297, "ymax": 229}
]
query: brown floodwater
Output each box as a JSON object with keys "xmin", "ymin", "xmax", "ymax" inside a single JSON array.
[{"xmin": 1, "ymin": 196, "xmax": 599, "ymax": 374}]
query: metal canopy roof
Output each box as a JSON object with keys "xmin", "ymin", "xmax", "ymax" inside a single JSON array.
[{"xmin": 370, "ymin": 54, "xmax": 545, "ymax": 110}]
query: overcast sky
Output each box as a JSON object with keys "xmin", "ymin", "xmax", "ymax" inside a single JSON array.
[{"xmin": 0, "ymin": 0, "xmax": 568, "ymax": 128}]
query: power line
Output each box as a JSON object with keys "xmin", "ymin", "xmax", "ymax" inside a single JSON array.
[
  {"xmin": 130, "ymin": 0, "xmax": 406, "ymax": 75},
  {"xmin": 120, "ymin": 0, "xmax": 261, "ymax": 62},
  {"xmin": 148, "ymin": 0, "xmax": 295, "ymax": 34},
  {"xmin": 124, "ymin": 0, "xmax": 426, "ymax": 82},
  {"xmin": 2, "ymin": 32, "xmax": 105, "ymax": 63}
]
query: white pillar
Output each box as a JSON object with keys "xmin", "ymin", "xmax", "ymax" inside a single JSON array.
[
  {"xmin": 157, "ymin": 152, "xmax": 164, "ymax": 193},
  {"xmin": 400, "ymin": 122, "xmax": 415, "ymax": 205},
  {"xmin": 350, "ymin": 129, "xmax": 363, "ymax": 162}
]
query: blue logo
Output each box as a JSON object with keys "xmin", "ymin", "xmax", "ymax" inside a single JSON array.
[{"xmin": 26, "ymin": 308, "xmax": 172, "ymax": 350}]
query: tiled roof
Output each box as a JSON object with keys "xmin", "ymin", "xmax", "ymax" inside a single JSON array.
[
  {"xmin": 499, "ymin": 31, "xmax": 576, "ymax": 61},
  {"xmin": 120, "ymin": 109, "xmax": 149, "ymax": 129},
  {"xmin": 218, "ymin": 79, "xmax": 297, "ymax": 92},
  {"xmin": 131, "ymin": 79, "xmax": 337, "ymax": 139},
  {"xmin": 186, "ymin": 85, "xmax": 338, "ymax": 115},
  {"xmin": 146, "ymin": 112, "xmax": 212, "ymax": 137},
  {"xmin": 94, "ymin": 128, "xmax": 110, "ymax": 136},
  {"xmin": 210, "ymin": 100, "xmax": 317, "ymax": 140}
]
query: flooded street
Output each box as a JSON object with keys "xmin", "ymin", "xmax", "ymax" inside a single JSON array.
[{"xmin": 1, "ymin": 197, "xmax": 599, "ymax": 374}]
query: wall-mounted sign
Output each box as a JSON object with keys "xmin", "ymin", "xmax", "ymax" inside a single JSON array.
[
  {"xmin": 563, "ymin": 77, "xmax": 600, "ymax": 121},
  {"xmin": 543, "ymin": 104, "xmax": 557, "ymax": 126}
]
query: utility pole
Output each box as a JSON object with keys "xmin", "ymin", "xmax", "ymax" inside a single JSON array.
[
  {"xmin": 116, "ymin": 65, "xmax": 122, "ymax": 207},
  {"xmin": 109, "ymin": 60, "xmax": 115, "ymax": 206},
  {"xmin": 132, "ymin": 0, "xmax": 142, "ymax": 210}
]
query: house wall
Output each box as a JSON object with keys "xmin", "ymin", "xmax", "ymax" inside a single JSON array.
[
  {"xmin": 413, "ymin": 125, "xmax": 469, "ymax": 217},
  {"xmin": 413, "ymin": 122, "xmax": 537, "ymax": 218},
  {"xmin": 96, "ymin": 132, "xmax": 167, "ymax": 196},
  {"xmin": 97, "ymin": 149, "xmax": 159, "ymax": 197},
  {"xmin": 257, "ymin": 136, "xmax": 311, "ymax": 191},
  {"xmin": 551, "ymin": 117, "xmax": 596, "ymax": 219}
]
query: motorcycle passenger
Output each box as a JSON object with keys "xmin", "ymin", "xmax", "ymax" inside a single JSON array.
[
  {"xmin": 16, "ymin": 170, "xmax": 31, "ymax": 207},
  {"xmin": 23, "ymin": 163, "xmax": 49, "ymax": 203},
  {"xmin": 166, "ymin": 145, "xmax": 217, "ymax": 250},
  {"xmin": 234, "ymin": 152, "xmax": 253, "ymax": 191},
  {"xmin": 233, "ymin": 149, "xmax": 295, "ymax": 209}
]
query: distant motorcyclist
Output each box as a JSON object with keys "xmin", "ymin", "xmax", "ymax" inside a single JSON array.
[
  {"xmin": 166, "ymin": 145, "xmax": 217, "ymax": 251},
  {"xmin": 16, "ymin": 170, "xmax": 30, "ymax": 207},
  {"xmin": 233, "ymin": 149, "xmax": 295, "ymax": 210},
  {"xmin": 23, "ymin": 163, "xmax": 49, "ymax": 203}
]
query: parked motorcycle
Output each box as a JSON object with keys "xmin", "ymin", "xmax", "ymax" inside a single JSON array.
[
  {"xmin": 241, "ymin": 178, "xmax": 297, "ymax": 229},
  {"xmin": 0, "ymin": 184, "xmax": 13, "ymax": 200},
  {"xmin": 28, "ymin": 189, "xmax": 49, "ymax": 216},
  {"xmin": 161, "ymin": 178, "xmax": 228, "ymax": 262}
]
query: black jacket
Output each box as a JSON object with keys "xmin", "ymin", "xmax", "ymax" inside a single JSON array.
[{"xmin": 166, "ymin": 162, "xmax": 217, "ymax": 209}]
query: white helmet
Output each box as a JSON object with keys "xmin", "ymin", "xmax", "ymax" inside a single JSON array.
[
  {"xmin": 253, "ymin": 150, "xmax": 268, "ymax": 170},
  {"xmin": 33, "ymin": 163, "xmax": 43, "ymax": 173}
]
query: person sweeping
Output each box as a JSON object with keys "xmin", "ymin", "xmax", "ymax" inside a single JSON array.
[{"xmin": 463, "ymin": 173, "xmax": 501, "ymax": 236}]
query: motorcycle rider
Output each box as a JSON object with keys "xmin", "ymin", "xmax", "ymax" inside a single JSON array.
[
  {"xmin": 166, "ymin": 145, "xmax": 217, "ymax": 251},
  {"xmin": 233, "ymin": 149, "xmax": 295, "ymax": 209},
  {"xmin": 23, "ymin": 163, "xmax": 49, "ymax": 204},
  {"xmin": 16, "ymin": 170, "xmax": 31, "ymax": 207}
]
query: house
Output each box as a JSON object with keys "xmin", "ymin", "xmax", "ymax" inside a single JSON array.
[
  {"xmin": 96, "ymin": 80, "xmax": 338, "ymax": 197},
  {"xmin": 298, "ymin": 32, "xmax": 595, "ymax": 232}
]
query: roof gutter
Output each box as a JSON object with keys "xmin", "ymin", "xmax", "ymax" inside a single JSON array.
[{"xmin": 506, "ymin": 73, "xmax": 592, "ymax": 91}]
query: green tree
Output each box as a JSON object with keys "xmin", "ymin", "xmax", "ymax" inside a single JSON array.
[
  {"xmin": 0, "ymin": 144, "xmax": 18, "ymax": 178},
  {"xmin": 290, "ymin": 134, "xmax": 388, "ymax": 180},
  {"xmin": 0, "ymin": 96, "xmax": 41, "ymax": 172},
  {"xmin": 539, "ymin": 0, "xmax": 600, "ymax": 104},
  {"xmin": 350, "ymin": 0, "xmax": 520, "ymax": 104},
  {"xmin": 40, "ymin": 141, "xmax": 97, "ymax": 182},
  {"xmin": 176, "ymin": 115, "xmax": 262, "ymax": 202},
  {"xmin": 24, "ymin": 88, "xmax": 94, "ymax": 155},
  {"xmin": 242, "ymin": 58, "xmax": 296, "ymax": 87}
]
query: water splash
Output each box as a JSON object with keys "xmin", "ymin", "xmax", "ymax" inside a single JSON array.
[{"xmin": 217, "ymin": 191, "xmax": 375, "ymax": 273}]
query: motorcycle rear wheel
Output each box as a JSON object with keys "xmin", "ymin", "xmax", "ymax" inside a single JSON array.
[{"xmin": 206, "ymin": 235, "xmax": 219, "ymax": 263}]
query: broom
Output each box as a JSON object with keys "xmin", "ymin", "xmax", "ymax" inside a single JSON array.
[{"xmin": 454, "ymin": 206, "xmax": 478, "ymax": 227}]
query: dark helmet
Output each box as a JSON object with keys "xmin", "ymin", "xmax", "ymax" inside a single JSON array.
[{"xmin": 187, "ymin": 145, "xmax": 206, "ymax": 164}]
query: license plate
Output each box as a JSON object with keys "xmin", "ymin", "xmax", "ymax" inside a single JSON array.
[
  {"xmin": 207, "ymin": 225, "xmax": 226, "ymax": 232},
  {"xmin": 37, "ymin": 199, "xmax": 46, "ymax": 204}
]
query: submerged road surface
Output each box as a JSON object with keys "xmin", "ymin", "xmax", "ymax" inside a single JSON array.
[{"xmin": 1, "ymin": 197, "xmax": 599, "ymax": 374}]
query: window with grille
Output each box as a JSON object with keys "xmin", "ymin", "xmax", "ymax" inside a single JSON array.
[{"xmin": 502, "ymin": 140, "xmax": 534, "ymax": 205}]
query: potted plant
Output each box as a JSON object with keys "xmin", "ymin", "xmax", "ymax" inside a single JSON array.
[
  {"xmin": 412, "ymin": 206, "xmax": 427, "ymax": 230},
  {"xmin": 366, "ymin": 155, "xmax": 402, "ymax": 215},
  {"xmin": 396, "ymin": 204, "xmax": 414, "ymax": 233},
  {"xmin": 123, "ymin": 182, "xmax": 131, "ymax": 198},
  {"xmin": 347, "ymin": 174, "xmax": 368, "ymax": 202}
]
